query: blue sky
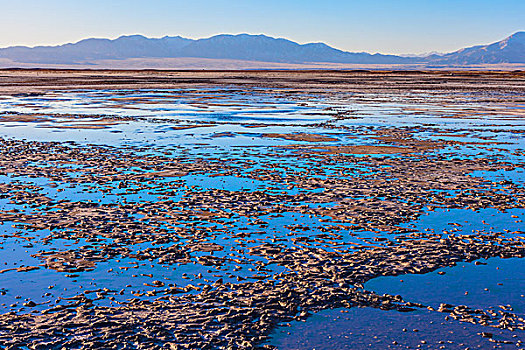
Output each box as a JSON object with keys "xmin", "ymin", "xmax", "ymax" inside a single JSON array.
[{"xmin": 1, "ymin": 0, "xmax": 524, "ymax": 54}]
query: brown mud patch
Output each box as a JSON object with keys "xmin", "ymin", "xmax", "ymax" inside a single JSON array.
[
  {"xmin": 263, "ymin": 133, "xmax": 339, "ymax": 142},
  {"xmin": 276, "ymin": 144, "xmax": 423, "ymax": 154}
]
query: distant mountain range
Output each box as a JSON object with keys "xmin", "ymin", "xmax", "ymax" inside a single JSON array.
[
  {"xmin": 425, "ymin": 31, "xmax": 525, "ymax": 65},
  {"xmin": 0, "ymin": 32, "xmax": 523, "ymax": 67}
]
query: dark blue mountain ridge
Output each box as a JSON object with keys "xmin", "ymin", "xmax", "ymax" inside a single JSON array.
[
  {"xmin": 0, "ymin": 32, "xmax": 523, "ymax": 65},
  {"xmin": 175, "ymin": 34, "xmax": 408, "ymax": 63},
  {"xmin": 0, "ymin": 35, "xmax": 194, "ymax": 63}
]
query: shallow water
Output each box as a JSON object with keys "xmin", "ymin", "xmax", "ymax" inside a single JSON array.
[
  {"xmin": 272, "ymin": 258, "xmax": 525, "ymax": 349},
  {"xmin": 0, "ymin": 84, "xmax": 524, "ymax": 348}
]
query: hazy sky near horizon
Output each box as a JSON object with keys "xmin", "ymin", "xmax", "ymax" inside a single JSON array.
[{"xmin": 1, "ymin": 0, "xmax": 524, "ymax": 54}]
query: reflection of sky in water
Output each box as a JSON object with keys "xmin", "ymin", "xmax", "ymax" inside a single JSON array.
[
  {"xmin": 271, "ymin": 257, "xmax": 525, "ymax": 348},
  {"xmin": 270, "ymin": 306, "xmax": 523, "ymax": 349},
  {"xmin": 366, "ymin": 257, "xmax": 525, "ymax": 313},
  {"xmin": 0, "ymin": 89, "xmax": 523, "ymax": 151}
]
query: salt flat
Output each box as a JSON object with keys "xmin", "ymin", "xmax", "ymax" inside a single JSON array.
[{"xmin": 0, "ymin": 70, "xmax": 523, "ymax": 349}]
